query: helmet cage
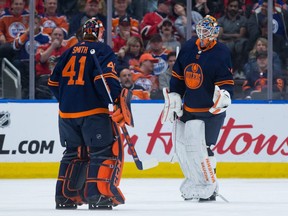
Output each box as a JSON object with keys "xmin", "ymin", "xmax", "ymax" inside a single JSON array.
[{"xmin": 196, "ymin": 15, "xmax": 219, "ymax": 41}]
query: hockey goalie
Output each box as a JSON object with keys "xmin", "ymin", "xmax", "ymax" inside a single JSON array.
[{"xmin": 161, "ymin": 15, "xmax": 234, "ymax": 201}]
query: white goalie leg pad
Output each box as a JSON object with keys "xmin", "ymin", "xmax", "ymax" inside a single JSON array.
[{"xmin": 174, "ymin": 119, "xmax": 218, "ymax": 199}]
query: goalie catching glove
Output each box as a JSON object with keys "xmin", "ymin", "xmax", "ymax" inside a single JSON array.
[
  {"xmin": 209, "ymin": 85, "xmax": 231, "ymax": 114},
  {"xmin": 111, "ymin": 88, "xmax": 134, "ymax": 127},
  {"xmin": 161, "ymin": 88, "xmax": 183, "ymax": 124}
]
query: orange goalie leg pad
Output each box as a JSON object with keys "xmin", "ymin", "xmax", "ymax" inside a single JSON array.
[{"xmin": 85, "ymin": 122, "xmax": 125, "ymax": 205}]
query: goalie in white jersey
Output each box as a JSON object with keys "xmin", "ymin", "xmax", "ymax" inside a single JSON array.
[{"xmin": 161, "ymin": 15, "xmax": 234, "ymax": 201}]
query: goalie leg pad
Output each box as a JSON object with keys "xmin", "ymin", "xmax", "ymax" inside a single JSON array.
[
  {"xmin": 85, "ymin": 123, "xmax": 125, "ymax": 206},
  {"xmin": 174, "ymin": 119, "xmax": 218, "ymax": 199},
  {"xmin": 56, "ymin": 147, "xmax": 88, "ymax": 207}
]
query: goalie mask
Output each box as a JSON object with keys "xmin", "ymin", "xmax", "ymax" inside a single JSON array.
[
  {"xmin": 196, "ymin": 15, "xmax": 219, "ymax": 42},
  {"xmin": 82, "ymin": 18, "xmax": 105, "ymax": 42}
]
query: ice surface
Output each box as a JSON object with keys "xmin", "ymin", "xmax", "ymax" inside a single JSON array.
[{"xmin": 0, "ymin": 178, "xmax": 287, "ymax": 216}]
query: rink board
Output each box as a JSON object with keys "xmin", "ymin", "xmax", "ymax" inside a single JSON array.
[
  {"xmin": 0, "ymin": 101, "xmax": 288, "ymax": 178},
  {"xmin": 1, "ymin": 162, "xmax": 288, "ymax": 178}
]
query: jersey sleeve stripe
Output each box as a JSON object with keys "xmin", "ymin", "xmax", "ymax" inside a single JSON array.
[
  {"xmin": 94, "ymin": 73, "xmax": 119, "ymax": 81},
  {"xmin": 215, "ymin": 80, "xmax": 234, "ymax": 86},
  {"xmin": 48, "ymin": 79, "xmax": 59, "ymax": 86},
  {"xmin": 172, "ymin": 71, "xmax": 184, "ymax": 80}
]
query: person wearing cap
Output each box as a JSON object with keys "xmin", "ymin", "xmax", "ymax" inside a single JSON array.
[
  {"xmin": 146, "ymin": 33, "xmax": 170, "ymax": 76},
  {"xmin": 119, "ymin": 67, "xmax": 150, "ymax": 100},
  {"xmin": 68, "ymin": 0, "xmax": 106, "ymax": 38},
  {"xmin": 140, "ymin": 0, "xmax": 174, "ymax": 43},
  {"xmin": 112, "ymin": 15, "xmax": 140, "ymax": 53},
  {"xmin": 131, "ymin": 53, "xmax": 160, "ymax": 96},
  {"xmin": 159, "ymin": 18, "xmax": 181, "ymax": 52},
  {"xmin": 242, "ymin": 50, "xmax": 284, "ymax": 99}
]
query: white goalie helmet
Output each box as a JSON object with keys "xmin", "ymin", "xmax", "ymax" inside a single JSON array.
[{"xmin": 196, "ymin": 15, "xmax": 219, "ymax": 41}]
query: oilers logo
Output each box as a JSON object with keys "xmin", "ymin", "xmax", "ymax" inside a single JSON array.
[
  {"xmin": 0, "ymin": 111, "xmax": 10, "ymax": 128},
  {"xmin": 25, "ymin": 41, "xmax": 41, "ymax": 55},
  {"xmin": 184, "ymin": 63, "xmax": 203, "ymax": 89},
  {"xmin": 134, "ymin": 78, "xmax": 153, "ymax": 92},
  {"xmin": 8, "ymin": 22, "xmax": 26, "ymax": 38},
  {"xmin": 42, "ymin": 20, "xmax": 57, "ymax": 29},
  {"xmin": 153, "ymin": 58, "xmax": 168, "ymax": 76}
]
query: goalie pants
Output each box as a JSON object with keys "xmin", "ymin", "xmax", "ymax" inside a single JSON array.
[
  {"xmin": 180, "ymin": 110, "xmax": 226, "ymax": 156},
  {"xmin": 55, "ymin": 114, "xmax": 125, "ymax": 205}
]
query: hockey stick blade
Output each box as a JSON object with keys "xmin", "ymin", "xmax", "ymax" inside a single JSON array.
[
  {"xmin": 121, "ymin": 125, "xmax": 158, "ymax": 170},
  {"xmin": 136, "ymin": 158, "xmax": 159, "ymax": 170}
]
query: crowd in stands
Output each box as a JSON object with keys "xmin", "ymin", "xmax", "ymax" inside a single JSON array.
[{"xmin": 0, "ymin": 0, "xmax": 288, "ymax": 100}]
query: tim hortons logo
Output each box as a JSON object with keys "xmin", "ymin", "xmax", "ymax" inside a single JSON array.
[{"xmin": 122, "ymin": 116, "xmax": 288, "ymax": 156}]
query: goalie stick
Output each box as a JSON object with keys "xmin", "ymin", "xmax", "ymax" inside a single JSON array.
[{"xmin": 90, "ymin": 49, "xmax": 159, "ymax": 170}]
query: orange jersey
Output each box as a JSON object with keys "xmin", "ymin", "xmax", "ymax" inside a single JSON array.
[
  {"xmin": 112, "ymin": 16, "xmax": 140, "ymax": 37},
  {"xmin": 0, "ymin": 8, "xmax": 29, "ymax": 43},
  {"xmin": 40, "ymin": 14, "xmax": 69, "ymax": 36},
  {"xmin": 131, "ymin": 69, "xmax": 159, "ymax": 93},
  {"xmin": 62, "ymin": 35, "xmax": 78, "ymax": 48},
  {"xmin": 131, "ymin": 89, "xmax": 150, "ymax": 100}
]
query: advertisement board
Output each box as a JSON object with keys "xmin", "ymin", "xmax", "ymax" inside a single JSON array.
[{"xmin": 0, "ymin": 101, "xmax": 288, "ymax": 178}]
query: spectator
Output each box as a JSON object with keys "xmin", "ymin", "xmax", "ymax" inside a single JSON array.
[
  {"xmin": 68, "ymin": 0, "xmax": 106, "ymax": 38},
  {"xmin": 258, "ymin": 17, "xmax": 287, "ymax": 69},
  {"xmin": 40, "ymin": 0, "xmax": 69, "ymax": 37},
  {"xmin": 224, "ymin": 0, "xmax": 255, "ymax": 18},
  {"xmin": 119, "ymin": 67, "xmax": 150, "ymax": 100},
  {"xmin": 57, "ymin": 0, "xmax": 79, "ymax": 20},
  {"xmin": 128, "ymin": 0, "xmax": 158, "ymax": 21},
  {"xmin": 207, "ymin": 0, "xmax": 225, "ymax": 19},
  {"xmin": 112, "ymin": 0, "xmax": 139, "ymax": 37},
  {"xmin": 146, "ymin": 34, "xmax": 170, "ymax": 76},
  {"xmin": 159, "ymin": 51, "xmax": 176, "ymax": 91},
  {"xmin": 113, "ymin": 0, "xmax": 130, "ymax": 17},
  {"xmin": 159, "ymin": 19, "xmax": 181, "ymax": 52},
  {"xmin": 242, "ymin": 51, "xmax": 284, "ymax": 99},
  {"xmin": 245, "ymin": 37, "xmax": 282, "ymax": 75},
  {"xmin": 218, "ymin": 0, "xmax": 248, "ymax": 77},
  {"xmin": 4, "ymin": 0, "xmax": 44, "ymax": 14},
  {"xmin": 140, "ymin": 0, "xmax": 174, "ymax": 43},
  {"xmin": 0, "ymin": 0, "xmax": 29, "ymax": 61},
  {"xmin": 173, "ymin": 0, "xmax": 203, "ymax": 40},
  {"xmin": 112, "ymin": 15, "xmax": 139, "ymax": 53},
  {"xmin": 247, "ymin": 0, "xmax": 288, "ymax": 52},
  {"xmin": 117, "ymin": 36, "xmax": 145, "ymax": 70},
  {"xmin": 192, "ymin": 0, "xmax": 210, "ymax": 17},
  {"xmin": 35, "ymin": 27, "xmax": 67, "ymax": 99},
  {"xmin": 131, "ymin": 53, "xmax": 159, "ymax": 97},
  {"xmin": 12, "ymin": 15, "xmax": 50, "ymax": 98}
]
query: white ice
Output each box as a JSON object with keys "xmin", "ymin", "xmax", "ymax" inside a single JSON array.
[{"xmin": 0, "ymin": 178, "xmax": 287, "ymax": 216}]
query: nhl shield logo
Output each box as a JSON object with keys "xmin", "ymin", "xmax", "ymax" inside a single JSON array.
[{"xmin": 0, "ymin": 111, "xmax": 10, "ymax": 128}]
